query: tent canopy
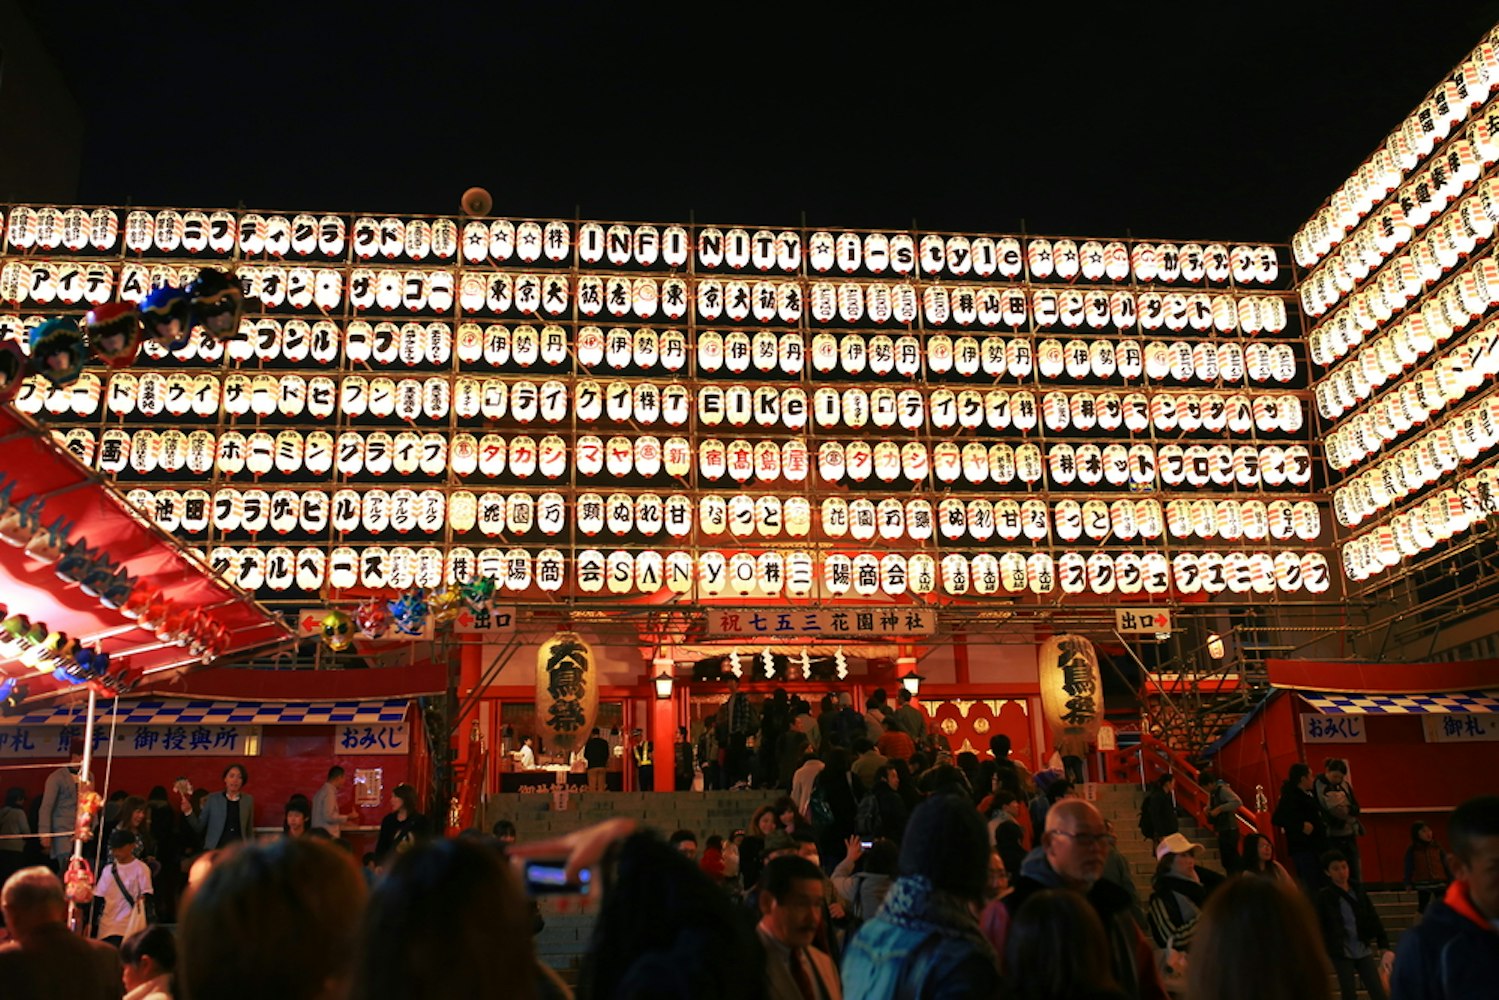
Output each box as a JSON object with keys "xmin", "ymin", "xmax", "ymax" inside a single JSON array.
[{"xmin": 0, "ymin": 407, "xmax": 291, "ymax": 698}]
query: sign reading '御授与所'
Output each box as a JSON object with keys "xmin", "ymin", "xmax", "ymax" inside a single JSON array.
[{"xmin": 706, "ymin": 608, "xmax": 936, "ymax": 638}]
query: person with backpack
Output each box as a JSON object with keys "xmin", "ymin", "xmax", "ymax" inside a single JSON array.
[
  {"xmin": 856, "ymin": 765, "xmax": 909, "ymax": 845},
  {"xmin": 809, "ymin": 749, "xmax": 857, "ymax": 873}
]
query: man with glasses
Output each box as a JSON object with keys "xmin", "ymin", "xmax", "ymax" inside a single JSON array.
[{"xmin": 1001, "ymin": 799, "xmax": 1168, "ymax": 1000}]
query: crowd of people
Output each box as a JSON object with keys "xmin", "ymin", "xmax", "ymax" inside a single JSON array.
[{"xmin": 0, "ymin": 700, "xmax": 1494, "ymax": 1000}]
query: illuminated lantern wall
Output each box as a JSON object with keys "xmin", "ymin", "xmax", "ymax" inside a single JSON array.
[
  {"xmin": 1296, "ymin": 28, "xmax": 1499, "ymax": 586},
  {"xmin": 0, "ymin": 203, "xmax": 1321, "ymax": 606}
]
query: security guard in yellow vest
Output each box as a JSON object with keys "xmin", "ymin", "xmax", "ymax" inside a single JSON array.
[{"xmin": 632, "ymin": 731, "xmax": 654, "ymax": 791}]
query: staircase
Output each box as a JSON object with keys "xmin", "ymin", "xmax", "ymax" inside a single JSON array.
[
  {"xmin": 1094, "ymin": 782, "xmax": 1423, "ymax": 999},
  {"xmin": 491, "ymin": 785, "xmax": 1426, "ymax": 990}
]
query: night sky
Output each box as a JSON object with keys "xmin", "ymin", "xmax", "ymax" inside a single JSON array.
[{"xmin": 20, "ymin": 3, "xmax": 1499, "ymax": 243}]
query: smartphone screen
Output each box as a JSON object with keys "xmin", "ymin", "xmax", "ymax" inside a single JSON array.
[
  {"xmin": 524, "ymin": 861, "xmax": 591, "ymax": 895},
  {"xmin": 859, "ymin": 840, "xmax": 874, "ymax": 850}
]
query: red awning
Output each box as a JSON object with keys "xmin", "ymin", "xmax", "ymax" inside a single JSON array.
[{"xmin": 0, "ymin": 407, "xmax": 291, "ymax": 698}]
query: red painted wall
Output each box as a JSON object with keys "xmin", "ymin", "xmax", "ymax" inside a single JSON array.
[
  {"xmin": 5, "ymin": 727, "xmax": 408, "ymax": 858},
  {"xmin": 1214, "ymin": 693, "xmax": 1499, "ymax": 884}
]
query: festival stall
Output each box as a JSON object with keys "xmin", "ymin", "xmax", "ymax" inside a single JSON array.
[{"xmin": 1208, "ymin": 658, "xmax": 1499, "ymax": 884}]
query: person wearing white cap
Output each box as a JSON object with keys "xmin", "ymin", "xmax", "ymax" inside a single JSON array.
[{"xmin": 1147, "ymin": 832, "xmax": 1226, "ymax": 962}]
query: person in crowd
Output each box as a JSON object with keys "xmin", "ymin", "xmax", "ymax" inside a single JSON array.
[
  {"xmin": 758, "ymin": 854, "xmax": 842, "ymax": 1000},
  {"xmin": 1138, "ymin": 772, "xmax": 1178, "ymax": 849},
  {"xmin": 956, "ymin": 751, "xmax": 983, "ymax": 799},
  {"xmin": 790, "ymin": 745, "xmax": 825, "ymax": 819},
  {"xmin": 1207, "ymin": 774, "xmax": 1244, "ymax": 873},
  {"xmin": 855, "ymin": 764, "xmax": 909, "ymax": 844},
  {"xmin": 978, "ymin": 849, "xmax": 1014, "ymax": 962},
  {"xmin": 1146, "ymin": 832, "xmax": 1225, "ymax": 957},
  {"xmin": 180, "ymin": 763, "xmax": 254, "ymax": 852},
  {"xmin": 374, "ymin": 783, "xmax": 430, "ymax": 864},
  {"xmin": 1273, "ymin": 762, "xmax": 1327, "ymax": 888},
  {"xmin": 514, "ymin": 735, "xmax": 537, "ymax": 770},
  {"xmin": 1391, "ymin": 794, "xmax": 1499, "ymax": 1000},
  {"xmin": 1404, "ymin": 821, "xmax": 1453, "ymax": 913},
  {"xmin": 37, "ymin": 744, "xmax": 82, "ymax": 872},
  {"xmin": 891, "ymin": 687, "xmax": 927, "ymax": 742},
  {"xmin": 841, "ymin": 793, "xmax": 1001, "ymax": 998},
  {"xmin": 179, "ymin": 837, "xmax": 365, "ymax": 1000},
  {"xmin": 351, "ymin": 836, "xmax": 555, "ymax": 1000},
  {"xmin": 0, "ymin": 866, "xmax": 124, "ymax": 1000},
  {"xmin": 1316, "ymin": 849, "xmax": 1391, "ymax": 1000},
  {"xmin": 699, "ymin": 834, "xmax": 727, "ymax": 883},
  {"xmin": 809, "ymin": 749, "xmax": 858, "ymax": 872},
  {"xmin": 110, "ymin": 796, "xmax": 157, "ymax": 871},
  {"xmin": 0, "ymin": 787, "xmax": 31, "ymax": 883},
  {"xmin": 1005, "ymin": 888, "xmax": 1130, "ymax": 1000},
  {"xmin": 875, "ymin": 716, "xmax": 915, "ymax": 763},
  {"xmin": 989, "ymin": 791, "xmax": 1027, "ymax": 881},
  {"xmin": 1240, "ymin": 831, "xmax": 1294, "ymax": 882},
  {"xmin": 1055, "ymin": 726, "xmax": 1090, "ymax": 785},
  {"xmin": 829, "ymin": 835, "xmax": 897, "ymax": 923},
  {"xmin": 980, "ymin": 733, "xmax": 1028, "ymax": 802},
  {"xmin": 119, "ymin": 925, "xmax": 175, "ymax": 1000},
  {"xmin": 1004, "ymin": 799, "xmax": 1168, "ymax": 1000},
  {"xmin": 1315, "ymin": 759, "xmax": 1364, "ymax": 884},
  {"xmin": 773, "ymin": 795, "xmax": 811, "ymax": 838},
  {"xmin": 1100, "ymin": 819, "xmax": 1146, "ymax": 929},
  {"xmin": 862, "ymin": 694, "xmax": 888, "ymax": 744},
  {"xmin": 833, "ymin": 693, "xmax": 864, "ymax": 750},
  {"xmin": 777, "ymin": 711, "xmax": 813, "ymax": 791},
  {"xmin": 669, "ymin": 828, "xmax": 698, "ymax": 861},
  {"xmin": 917, "ymin": 760, "xmax": 974, "ymax": 800},
  {"xmin": 759, "ymin": 688, "xmax": 791, "ymax": 789},
  {"xmin": 143, "ymin": 787, "xmax": 181, "ymax": 923},
  {"xmin": 95, "ymin": 828, "xmax": 154, "ymax": 947},
  {"xmin": 741, "ymin": 804, "xmax": 782, "ymax": 890},
  {"xmin": 725, "ymin": 676, "xmax": 759, "ymax": 787},
  {"xmin": 583, "ymin": 727, "xmax": 612, "ymax": 792},
  {"xmin": 697, "ymin": 722, "xmax": 723, "ymax": 791},
  {"xmin": 491, "ymin": 819, "xmax": 518, "ymax": 844},
  {"xmin": 632, "ymin": 730, "xmax": 655, "ymax": 790},
  {"xmin": 282, "ymin": 796, "xmax": 312, "ymax": 839},
  {"xmin": 311, "ymin": 766, "xmax": 357, "ymax": 838},
  {"xmin": 104, "ymin": 791, "xmax": 131, "ymax": 831},
  {"xmin": 887, "ymin": 758, "xmax": 922, "ymax": 816},
  {"xmin": 849, "ymin": 738, "xmax": 887, "ymax": 792},
  {"xmin": 575, "ymin": 829, "xmax": 767, "ymax": 1000},
  {"xmin": 1185, "ymin": 873, "xmax": 1331, "ymax": 1000},
  {"xmin": 1033, "ymin": 778, "xmax": 1075, "ymax": 833}
]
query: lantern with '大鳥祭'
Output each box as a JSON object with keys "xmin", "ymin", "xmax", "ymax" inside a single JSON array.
[
  {"xmin": 1037, "ymin": 634, "xmax": 1103, "ymax": 742},
  {"xmin": 536, "ymin": 631, "xmax": 597, "ymax": 753}
]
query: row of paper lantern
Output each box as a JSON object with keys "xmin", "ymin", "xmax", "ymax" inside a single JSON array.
[
  {"xmin": 1302, "ymin": 135, "xmax": 1497, "ymax": 325},
  {"xmin": 75, "ymin": 365, "xmax": 1305, "ymax": 435},
  {"xmin": 125, "ymin": 484, "xmax": 1324, "ymax": 545},
  {"xmin": 71, "ymin": 421, "xmax": 1316, "ymax": 488},
  {"xmin": 0, "ymin": 205, "xmax": 1284, "ymax": 288},
  {"xmin": 1302, "ymin": 136, "xmax": 1488, "ymax": 318},
  {"xmin": 1331, "ymin": 391, "xmax": 1499, "ymax": 524},
  {"xmin": 1294, "ymin": 39, "xmax": 1499, "ymax": 266},
  {"xmin": 0, "ymin": 313, "xmax": 1302, "ymax": 383},
  {"xmin": 193, "ymin": 542, "xmax": 1331, "ymax": 598},
  {"xmin": 1340, "ymin": 467, "xmax": 1499, "ymax": 580},
  {"xmin": 0, "ymin": 259, "xmax": 1294, "ymax": 335},
  {"xmin": 1313, "ymin": 259, "xmax": 1499, "ymax": 414},
  {"xmin": 1306, "ymin": 187, "xmax": 1499, "ymax": 368},
  {"xmin": 1322, "ymin": 324, "xmax": 1497, "ymax": 471}
]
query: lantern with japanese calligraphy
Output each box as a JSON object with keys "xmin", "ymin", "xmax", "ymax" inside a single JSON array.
[{"xmin": 1038, "ymin": 635, "xmax": 1102, "ymax": 742}]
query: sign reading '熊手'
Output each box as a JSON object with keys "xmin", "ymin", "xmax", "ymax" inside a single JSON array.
[{"xmin": 706, "ymin": 608, "xmax": 936, "ymax": 638}]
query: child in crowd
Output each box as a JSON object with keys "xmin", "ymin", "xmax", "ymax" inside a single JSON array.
[
  {"xmin": 95, "ymin": 827, "xmax": 154, "ymax": 947},
  {"xmin": 1403, "ymin": 821, "xmax": 1453, "ymax": 913}
]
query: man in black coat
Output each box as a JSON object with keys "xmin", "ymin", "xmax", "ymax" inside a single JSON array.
[
  {"xmin": 1316, "ymin": 850, "xmax": 1390, "ymax": 1000},
  {"xmin": 583, "ymin": 727, "xmax": 611, "ymax": 791}
]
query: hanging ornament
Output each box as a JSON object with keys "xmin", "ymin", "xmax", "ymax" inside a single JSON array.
[
  {"xmin": 188, "ymin": 267, "xmax": 251, "ymax": 342},
  {"xmin": 28, "ymin": 318, "xmax": 86, "ymax": 389},
  {"xmin": 139, "ymin": 285, "xmax": 194, "ymax": 350},
  {"xmin": 320, "ymin": 610, "xmax": 353, "ymax": 652},
  {"xmin": 84, "ymin": 302, "xmax": 142, "ymax": 368},
  {"xmin": 834, "ymin": 647, "xmax": 848, "ymax": 680},
  {"xmin": 389, "ymin": 589, "xmax": 430, "ymax": 636}
]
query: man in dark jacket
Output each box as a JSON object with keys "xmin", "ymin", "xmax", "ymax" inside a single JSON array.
[
  {"xmin": 583, "ymin": 727, "xmax": 611, "ymax": 791},
  {"xmin": 0, "ymin": 866, "xmax": 124, "ymax": 1000},
  {"xmin": 1317, "ymin": 850, "xmax": 1390, "ymax": 1000},
  {"xmin": 1392, "ymin": 795, "xmax": 1499, "ymax": 1000},
  {"xmin": 1138, "ymin": 772, "xmax": 1178, "ymax": 849},
  {"xmin": 1001, "ymin": 799, "xmax": 1169, "ymax": 1000}
]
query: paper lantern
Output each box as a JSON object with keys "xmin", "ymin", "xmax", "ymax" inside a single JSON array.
[
  {"xmin": 535, "ymin": 632, "xmax": 598, "ymax": 752},
  {"xmin": 1038, "ymin": 635, "xmax": 1102, "ymax": 741}
]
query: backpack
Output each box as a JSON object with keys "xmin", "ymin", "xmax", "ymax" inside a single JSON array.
[
  {"xmin": 855, "ymin": 789, "xmax": 884, "ymax": 838},
  {"xmin": 809, "ymin": 784, "xmax": 835, "ymax": 829}
]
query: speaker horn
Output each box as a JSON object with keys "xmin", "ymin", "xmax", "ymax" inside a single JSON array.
[{"xmin": 460, "ymin": 187, "xmax": 493, "ymax": 218}]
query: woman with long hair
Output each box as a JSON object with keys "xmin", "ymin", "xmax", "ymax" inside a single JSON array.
[
  {"xmin": 1186, "ymin": 874, "xmax": 1331, "ymax": 1000},
  {"xmin": 1004, "ymin": 888, "xmax": 1128, "ymax": 1000},
  {"xmin": 578, "ymin": 831, "xmax": 766, "ymax": 1000},
  {"xmin": 351, "ymin": 837, "xmax": 546, "ymax": 1000},
  {"xmin": 113, "ymin": 794, "xmax": 158, "ymax": 872},
  {"xmin": 1241, "ymin": 832, "xmax": 1293, "ymax": 882},
  {"xmin": 374, "ymin": 784, "xmax": 431, "ymax": 864},
  {"xmin": 738, "ymin": 803, "xmax": 780, "ymax": 890},
  {"xmin": 1273, "ymin": 762, "xmax": 1327, "ymax": 887}
]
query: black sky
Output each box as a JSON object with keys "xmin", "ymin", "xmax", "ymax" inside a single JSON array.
[{"xmin": 19, "ymin": 2, "xmax": 1499, "ymax": 242}]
